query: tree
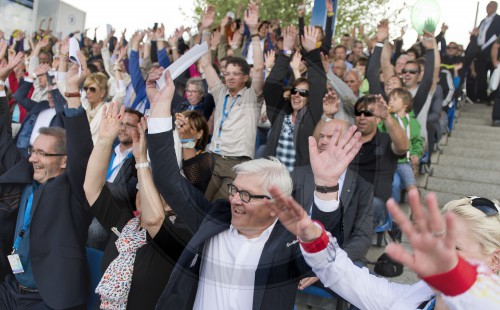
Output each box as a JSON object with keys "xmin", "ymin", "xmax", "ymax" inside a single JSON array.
[{"xmin": 186, "ymin": 0, "xmax": 408, "ymax": 42}]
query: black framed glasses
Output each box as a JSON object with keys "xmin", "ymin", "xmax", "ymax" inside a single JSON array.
[
  {"xmin": 228, "ymin": 183, "xmax": 271, "ymax": 203},
  {"xmin": 119, "ymin": 122, "xmax": 138, "ymax": 129},
  {"xmin": 291, "ymin": 87, "xmax": 309, "ymax": 98},
  {"xmin": 354, "ymin": 109, "xmax": 374, "ymax": 117},
  {"xmin": 467, "ymin": 196, "xmax": 500, "ymax": 216},
  {"xmin": 27, "ymin": 147, "xmax": 66, "ymax": 157},
  {"xmin": 402, "ymin": 69, "xmax": 420, "ymax": 75}
]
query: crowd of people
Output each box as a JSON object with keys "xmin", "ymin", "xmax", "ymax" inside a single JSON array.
[{"xmin": 0, "ymin": 0, "xmax": 499, "ymax": 309}]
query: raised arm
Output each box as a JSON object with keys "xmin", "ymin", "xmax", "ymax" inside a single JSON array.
[
  {"xmin": 199, "ymin": 6, "xmax": 221, "ymax": 92},
  {"xmin": 246, "ymin": 2, "xmax": 264, "ymax": 96},
  {"xmin": 63, "ymin": 52, "xmax": 94, "ymax": 205},
  {"xmin": 134, "ymin": 118, "xmax": 165, "ymax": 238},
  {"xmin": 413, "ymin": 32, "xmax": 435, "ymax": 116},
  {"xmin": 372, "ymin": 95, "xmax": 409, "ymax": 155},
  {"xmin": 321, "ymin": 0, "xmax": 334, "ymax": 55},
  {"xmin": 83, "ymin": 101, "xmax": 123, "ymax": 206}
]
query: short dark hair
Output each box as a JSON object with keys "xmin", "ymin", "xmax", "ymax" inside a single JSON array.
[
  {"xmin": 354, "ymin": 56, "xmax": 368, "ymax": 67},
  {"xmin": 388, "ymin": 88, "xmax": 414, "ymax": 112},
  {"xmin": 225, "ymin": 56, "xmax": 250, "ymax": 76},
  {"xmin": 124, "ymin": 108, "xmax": 143, "ymax": 122},
  {"xmin": 354, "ymin": 95, "xmax": 377, "ymax": 112},
  {"xmin": 406, "ymin": 47, "xmax": 420, "ymax": 58},
  {"xmin": 38, "ymin": 127, "xmax": 66, "ymax": 154},
  {"xmin": 334, "ymin": 45, "xmax": 347, "ymax": 53},
  {"xmin": 291, "ymin": 77, "xmax": 310, "ymax": 89},
  {"xmin": 258, "ymin": 21, "xmax": 271, "ymax": 31}
]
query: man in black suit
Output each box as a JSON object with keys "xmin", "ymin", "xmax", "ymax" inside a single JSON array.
[
  {"xmin": 475, "ymin": 1, "xmax": 500, "ymax": 102},
  {"xmin": 0, "ymin": 53, "xmax": 93, "ymax": 309},
  {"xmin": 87, "ymin": 108, "xmax": 141, "ymax": 250},
  {"xmin": 144, "ymin": 68, "xmax": 362, "ymax": 310}
]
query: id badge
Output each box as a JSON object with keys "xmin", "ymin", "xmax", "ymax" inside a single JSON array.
[
  {"xmin": 214, "ymin": 139, "xmax": 222, "ymax": 153},
  {"xmin": 7, "ymin": 254, "xmax": 24, "ymax": 274}
]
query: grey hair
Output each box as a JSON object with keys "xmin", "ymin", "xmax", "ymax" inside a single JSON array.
[
  {"xmin": 233, "ymin": 157, "xmax": 293, "ymax": 197},
  {"xmin": 343, "ymin": 69, "xmax": 362, "ymax": 82},
  {"xmin": 186, "ymin": 76, "xmax": 205, "ymax": 93},
  {"xmin": 38, "ymin": 127, "xmax": 66, "ymax": 154}
]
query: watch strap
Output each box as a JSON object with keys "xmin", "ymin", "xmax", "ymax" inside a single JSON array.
[
  {"xmin": 135, "ymin": 162, "xmax": 150, "ymax": 169},
  {"xmin": 64, "ymin": 91, "xmax": 81, "ymax": 98},
  {"xmin": 315, "ymin": 184, "xmax": 339, "ymax": 193}
]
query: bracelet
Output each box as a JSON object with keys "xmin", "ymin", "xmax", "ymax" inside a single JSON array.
[
  {"xmin": 32, "ymin": 73, "xmax": 38, "ymax": 79},
  {"xmin": 375, "ymin": 42, "xmax": 384, "ymax": 47},
  {"xmin": 282, "ymin": 49, "xmax": 293, "ymax": 56},
  {"xmin": 315, "ymin": 183, "xmax": 339, "ymax": 193},
  {"xmin": 135, "ymin": 162, "xmax": 150, "ymax": 169},
  {"xmin": 321, "ymin": 114, "xmax": 332, "ymax": 122},
  {"xmin": 64, "ymin": 91, "xmax": 81, "ymax": 98},
  {"xmin": 180, "ymin": 138, "xmax": 195, "ymax": 143}
]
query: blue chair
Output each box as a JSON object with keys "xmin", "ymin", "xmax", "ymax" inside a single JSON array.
[
  {"xmin": 374, "ymin": 214, "xmax": 393, "ymax": 247},
  {"xmin": 301, "ymin": 285, "xmax": 335, "ymax": 299},
  {"xmin": 86, "ymin": 247, "xmax": 104, "ymax": 310}
]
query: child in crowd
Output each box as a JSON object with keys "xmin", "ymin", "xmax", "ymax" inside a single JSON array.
[{"xmin": 379, "ymin": 88, "xmax": 424, "ymax": 203}]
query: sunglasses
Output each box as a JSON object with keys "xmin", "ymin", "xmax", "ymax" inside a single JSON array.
[
  {"xmin": 467, "ymin": 196, "xmax": 500, "ymax": 216},
  {"xmin": 84, "ymin": 86, "xmax": 97, "ymax": 93},
  {"xmin": 402, "ymin": 69, "xmax": 419, "ymax": 75},
  {"xmin": 291, "ymin": 87, "xmax": 309, "ymax": 97},
  {"xmin": 354, "ymin": 110, "xmax": 373, "ymax": 117}
]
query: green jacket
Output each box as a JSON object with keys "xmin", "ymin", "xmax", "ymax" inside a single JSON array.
[{"xmin": 378, "ymin": 110, "xmax": 424, "ymax": 164}]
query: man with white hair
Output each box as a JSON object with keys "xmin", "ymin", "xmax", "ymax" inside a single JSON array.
[{"xmin": 143, "ymin": 68, "xmax": 362, "ymax": 310}]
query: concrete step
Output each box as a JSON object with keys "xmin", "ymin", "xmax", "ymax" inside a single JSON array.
[
  {"xmin": 437, "ymin": 154, "xmax": 500, "ymax": 171},
  {"xmin": 420, "ymin": 189, "xmax": 468, "ymax": 207},
  {"xmin": 448, "ymin": 130, "xmax": 499, "ymax": 143},
  {"xmin": 443, "ymin": 147, "xmax": 500, "ymax": 160},
  {"xmin": 457, "ymin": 117, "xmax": 492, "ymax": 126},
  {"xmin": 452, "ymin": 123, "xmax": 500, "ymax": 135},
  {"xmin": 446, "ymin": 137, "xmax": 500, "ymax": 151},
  {"xmin": 426, "ymin": 177, "xmax": 500, "ymax": 200},
  {"xmin": 431, "ymin": 165, "xmax": 500, "ymax": 186}
]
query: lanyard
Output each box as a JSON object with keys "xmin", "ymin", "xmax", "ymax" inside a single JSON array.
[
  {"xmin": 218, "ymin": 94, "xmax": 240, "ymax": 138},
  {"xmin": 396, "ymin": 113, "xmax": 411, "ymax": 160},
  {"xmin": 12, "ymin": 193, "xmax": 34, "ymax": 253},
  {"xmin": 106, "ymin": 152, "xmax": 132, "ymax": 180}
]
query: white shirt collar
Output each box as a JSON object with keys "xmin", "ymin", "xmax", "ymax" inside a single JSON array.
[{"xmin": 228, "ymin": 219, "xmax": 278, "ymax": 241}]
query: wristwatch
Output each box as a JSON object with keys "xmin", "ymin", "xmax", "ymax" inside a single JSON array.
[
  {"xmin": 321, "ymin": 114, "xmax": 332, "ymax": 122},
  {"xmin": 315, "ymin": 184, "xmax": 339, "ymax": 193},
  {"xmin": 182, "ymin": 141, "xmax": 196, "ymax": 149}
]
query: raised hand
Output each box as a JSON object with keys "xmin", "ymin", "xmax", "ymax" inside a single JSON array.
[
  {"xmin": 156, "ymin": 23, "xmax": 165, "ymax": 40},
  {"xmin": 0, "ymin": 40, "xmax": 7, "ymax": 60},
  {"xmin": 320, "ymin": 52, "xmax": 329, "ymax": 73},
  {"xmin": 325, "ymin": 0, "xmax": 333, "ymax": 12},
  {"xmin": 0, "ymin": 51, "xmax": 24, "ymax": 80},
  {"xmin": 441, "ymin": 22, "xmax": 448, "ymax": 34},
  {"xmin": 132, "ymin": 118, "xmax": 148, "ymax": 162},
  {"xmin": 174, "ymin": 113, "xmax": 195, "ymax": 139},
  {"xmin": 376, "ymin": 20, "xmax": 389, "ymax": 42},
  {"xmin": 210, "ymin": 29, "xmax": 221, "ymax": 50},
  {"xmin": 422, "ymin": 30, "xmax": 435, "ymax": 50},
  {"xmin": 302, "ymin": 25, "xmax": 320, "ymax": 52},
  {"xmin": 283, "ymin": 25, "xmax": 297, "ymax": 51},
  {"xmin": 98, "ymin": 101, "xmax": 125, "ymax": 142},
  {"xmin": 322, "ymin": 89, "xmax": 340, "ymax": 117},
  {"xmin": 264, "ymin": 50, "xmax": 276, "ymax": 70},
  {"xmin": 201, "ymin": 5, "xmax": 216, "ymax": 30},
  {"xmin": 146, "ymin": 68, "xmax": 175, "ymax": 117},
  {"xmin": 289, "ymin": 51, "xmax": 302, "ymax": 72},
  {"xmin": 65, "ymin": 50, "xmax": 89, "ymax": 91},
  {"xmin": 369, "ymin": 94, "xmax": 390, "ymax": 119},
  {"xmin": 34, "ymin": 63, "xmax": 51, "ymax": 76},
  {"xmin": 297, "ymin": 2, "xmax": 305, "ymax": 17},
  {"xmin": 308, "ymin": 124, "xmax": 362, "ymax": 185},
  {"xmin": 264, "ymin": 186, "xmax": 321, "ymax": 242},
  {"xmin": 385, "ymin": 189, "xmax": 458, "ymax": 278},
  {"xmin": 245, "ymin": 2, "xmax": 260, "ymax": 34}
]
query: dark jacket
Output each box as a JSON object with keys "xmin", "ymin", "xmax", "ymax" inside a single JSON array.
[
  {"xmin": 262, "ymin": 49, "xmax": 325, "ymax": 167},
  {"xmin": 0, "ymin": 97, "xmax": 93, "ymax": 309},
  {"xmin": 148, "ymin": 129, "xmax": 313, "ymax": 310},
  {"xmin": 171, "ymin": 94, "xmax": 215, "ymax": 121},
  {"xmin": 106, "ymin": 154, "xmax": 137, "ymax": 214}
]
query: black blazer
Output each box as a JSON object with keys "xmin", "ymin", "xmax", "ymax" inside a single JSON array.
[
  {"xmin": 106, "ymin": 154, "xmax": 137, "ymax": 214},
  {"xmin": 147, "ymin": 130, "xmax": 313, "ymax": 310},
  {"xmin": 0, "ymin": 98, "xmax": 93, "ymax": 309},
  {"xmin": 479, "ymin": 14, "xmax": 500, "ymax": 53}
]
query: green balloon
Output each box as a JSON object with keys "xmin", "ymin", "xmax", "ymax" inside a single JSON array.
[{"xmin": 411, "ymin": 0, "xmax": 441, "ymax": 35}]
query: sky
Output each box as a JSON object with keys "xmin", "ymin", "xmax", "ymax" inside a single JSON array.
[{"xmin": 46, "ymin": 0, "xmax": 498, "ymax": 47}]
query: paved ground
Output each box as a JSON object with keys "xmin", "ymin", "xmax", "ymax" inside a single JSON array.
[{"xmin": 296, "ymin": 101, "xmax": 500, "ymax": 309}]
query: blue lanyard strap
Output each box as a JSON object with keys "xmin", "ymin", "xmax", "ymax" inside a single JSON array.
[
  {"xmin": 218, "ymin": 94, "xmax": 240, "ymax": 138},
  {"xmin": 106, "ymin": 152, "xmax": 132, "ymax": 180},
  {"xmin": 12, "ymin": 193, "xmax": 34, "ymax": 253}
]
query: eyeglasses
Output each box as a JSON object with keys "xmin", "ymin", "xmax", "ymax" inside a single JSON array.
[
  {"xmin": 228, "ymin": 183, "xmax": 271, "ymax": 203},
  {"xmin": 185, "ymin": 90, "xmax": 202, "ymax": 94},
  {"xmin": 446, "ymin": 46, "xmax": 458, "ymax": 50},
  {"xmin": 402, "ymin": 69, "xmax": 419, "ymax": 75},
  {"xmin": 27, "ymin": 147, "xmax": 66, "ymax": 157},
  {"xmin": 354, "ymin": 110, "xmax": 374, "ymax": 117},
  {"xmin": 290, "ymin": 87, "xmax": 309, "ymax": 97},
  {"xmin": 84, "ymin": 86, "xmax": 97, "ymax": 93},
  {"xmin": 223, "ymin": 71, "xmax": 244, "ymax": 77},
  {"xmin": 119, "ymin": 122, "xmax": 138, "ymax": 129},
  {"xmin": 467, "ymin": 196, "xmax": 500, "ymax": 216}
]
